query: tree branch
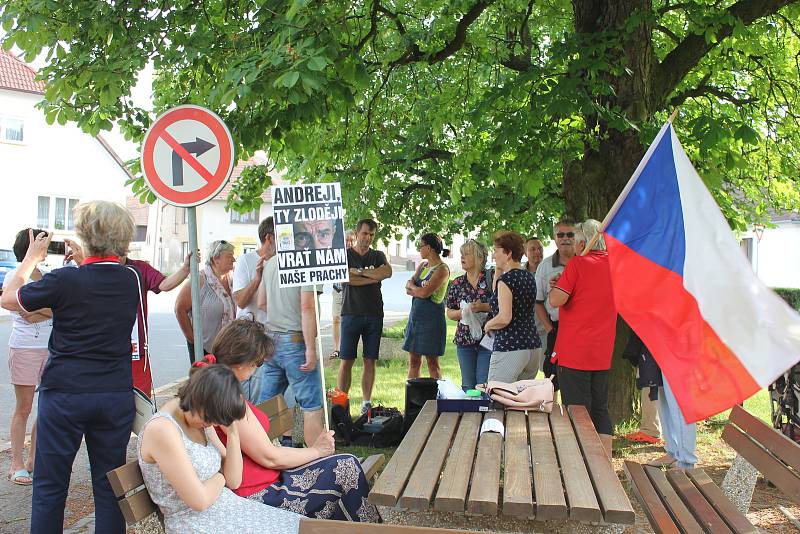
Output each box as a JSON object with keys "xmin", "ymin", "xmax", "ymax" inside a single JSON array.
[
  {"xmin": 654, "ymin": 24, "xmax": 681, "ymax": 44},
  {"xmin": 654, "ymin": 0, "xmax": 798, "ymax": 107},
  {"xmin": 377, "ymin": 5, "xmax": 407, "ymax": 35},
  {"xmin": 392, "ymin": 0, "xmax": 496, "ymax": 66},
  {"xmin": 669, "ymin": 83, "xmax": 758, "ymax": 107},
  {"xmin": 355, "ymin": 0, "xmax": 380, "ymax": 52}
]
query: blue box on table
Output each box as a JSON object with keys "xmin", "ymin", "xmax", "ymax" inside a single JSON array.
[{"xmin": 436, "ymin": 392, "xmax": 492, "ymax": 412}]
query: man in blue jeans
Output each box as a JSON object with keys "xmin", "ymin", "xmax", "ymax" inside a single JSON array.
[
  {"xmin": 257, "ymin": 252, "xmax": 324, "ymax": 446},
  {"xmin": 337, "ymin": 219, "xmax": 392, "ymax": 414}
]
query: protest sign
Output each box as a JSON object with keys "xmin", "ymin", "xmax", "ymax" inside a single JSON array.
[{"xmin": 272, "ymin": 183, "xmax": 349, "ymax": 288}]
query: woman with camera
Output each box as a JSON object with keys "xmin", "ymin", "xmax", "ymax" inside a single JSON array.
[
  {"xmin": 1, "ymin": 201, "xmax": 140, "ymax": 534},
  {"xmin": 3, "ymin": 229, "xmax": 53, "ymax": 486}
]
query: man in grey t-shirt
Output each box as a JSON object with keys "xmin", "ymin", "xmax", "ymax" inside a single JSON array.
[
  {"xmin": 534, "ymin": 219, "xmax": 576, "ymax": 379},
  {"xmin": 256, "ymin": 254, "xmax": 325, "ymax": 447}
]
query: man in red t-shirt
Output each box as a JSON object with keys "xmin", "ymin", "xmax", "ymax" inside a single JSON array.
[
  {"xmin": 549, "ymin": 219, "xmax": 617, "ymax": 456},
  {"xmin": 65, "ymin": 238, "xmax": 193, "ymax": 395}
]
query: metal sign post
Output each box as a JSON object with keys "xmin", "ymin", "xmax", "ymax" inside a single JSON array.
[
  {"xmin": 140, "ymin": 105, "xmax": 235, "ymax": 365},
  {"xmin": 188, "ymin": 207, "xmax": 204, "ymax": 363}
]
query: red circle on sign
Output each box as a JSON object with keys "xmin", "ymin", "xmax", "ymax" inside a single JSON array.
[{"xmin": 141, "ymin": 105, "xmax": 234, "ymax": 207}]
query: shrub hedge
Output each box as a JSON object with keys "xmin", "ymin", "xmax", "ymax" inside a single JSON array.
[{"xmin": 774, "ymin": 288, "xmax": 800, "ymax": 311}]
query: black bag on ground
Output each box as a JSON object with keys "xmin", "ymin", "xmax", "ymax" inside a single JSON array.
[
  {"xmin": 330, "ymin": 404, "xmax": 354, "ymax": 446},
  {"xmin": 351, "ymin": 406, "xmax": 404, "ymax": 448},
  {"xmin": 403, "ymin": 378, "xmax": 439, "ymax": 436}
]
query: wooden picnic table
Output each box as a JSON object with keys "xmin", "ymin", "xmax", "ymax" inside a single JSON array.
[{"xmin": 369, "ymin": 400, "xmax": 635, "ymax": 525}]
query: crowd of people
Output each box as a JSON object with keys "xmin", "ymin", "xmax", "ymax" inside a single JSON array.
[{"xmin": 0, "ymin": 201, "xmax": 696, "ymax": 533}]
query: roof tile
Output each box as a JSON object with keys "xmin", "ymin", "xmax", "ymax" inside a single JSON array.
[{"xmin": 0, "ymin": 50, "xmax": 45, "ymax": 94}]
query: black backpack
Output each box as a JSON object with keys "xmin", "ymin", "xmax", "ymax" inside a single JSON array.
[{"xmin": 351, "ymin": 406, "xmax": 405, "ymax": 448}]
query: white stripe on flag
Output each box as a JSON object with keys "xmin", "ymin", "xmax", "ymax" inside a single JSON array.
[{"xmin": 672, "ymin": 130, "xmax": 800, "ymax": 387}]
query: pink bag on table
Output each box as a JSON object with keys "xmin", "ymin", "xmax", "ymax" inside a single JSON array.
[{"xmin": 478, "ymin": 377, "xmax": 554, "ymax": 413}]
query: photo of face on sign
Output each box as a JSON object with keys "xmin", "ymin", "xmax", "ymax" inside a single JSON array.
[{"xmin": 292, "ymin": 219, "xmax": 344, "ymax": 250}]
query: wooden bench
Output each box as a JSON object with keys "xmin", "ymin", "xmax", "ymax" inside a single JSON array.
[
  {"xmin": 625, "ymin": 404, "xmax": 800, "ymax": 533},
  {"xmin": 107, "ymin": 394, "xmax": 386, "ymax": 526},
  {"xmin": 369, "ymin": 400, "xmax": 635, "ymax": 524}
]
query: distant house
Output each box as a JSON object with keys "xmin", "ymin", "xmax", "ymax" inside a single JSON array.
[
  {"xmin": 0, "ymin": 50, "xmax": 142, "ymax": 260},
  {"xmin": 155, "ymin": 156, "xmax": 275, "ymax": 273},
  {"xmin": 741, "ymin": 210, "xmax": 800, "ymax": 289}
]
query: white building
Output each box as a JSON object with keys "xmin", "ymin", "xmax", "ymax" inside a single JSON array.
[
  {"xmin": 155, "ymin": 157, "xmax": 274, "ymax": 273},
  {"xmin": 741, "ymin": 211, "xmax": 800, "ymax": 289},
  {"xmin": 0, "ymin": 50, "xmax": 143, "ymax": 260}
]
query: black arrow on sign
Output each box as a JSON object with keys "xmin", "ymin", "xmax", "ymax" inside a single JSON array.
[{"xmin": 171, "ymin": 137, "xmax": 215, "ymax": 186}]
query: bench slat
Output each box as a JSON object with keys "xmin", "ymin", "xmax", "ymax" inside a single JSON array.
[
  {"xmin": 255, "ymin": 395, "xmax": 293, "ymax": 439},
  {"xmin": 666, "ymin": 468, "xmax": 733, "ymax": 534},
  {"xmin": 728, "ymin": 404, "xmax": 800, "ymax": 474},
  {"xmin": 399, "ymin": 412, "xmax": 460, "ymax": 510},
  {"xmin": 528, "ymin": 412, "xmax": 567, "ymax": 520},
  {"xmin": 721, "ymin": 424, "xmax": 800, "ymax": 505},
  {"xmin": 466, "ymin": 410, "xmax": 504, "ymax": 515},
  {"xmin": 370, "ymin": 400, "xmax": 438, "ymax": 507},
  {"xmin": 550, "ymin": 405, "xmax": 601, "ymax": 521},
  {"xmin": 644, "ymin": 465, "xmax": 705, "ymax": 534},
  {"xmin": 107, "ymin": 460, "xmax": 145, "ymax": 498},
  {"xmin": 623, "ymin": 461, "xmax": 681, "ymax": 534},
  {"xmin": 433, "ymin": 412, "xmax": 481, "ymax": 512},
  {"xmin": 502, "ymin": 410, "xmax": 534, "ymax": 518},
  {"xmin": 299, "ymin": 518, "xmax": 476, "ymax": 533},
  {"xmin": 362, "ymin": 454, "xmax": 386, "ymax": 483},
  {"xmin": 568, "ymin": 405, "xmax": 635, "ymax": 524},
  {"xmin": 118, "ymin": 488, "xmax": 159, "ymax": 525},
  {"xmin": 685, "ymin": 468, "xmax": 758, "ymax": 534}
]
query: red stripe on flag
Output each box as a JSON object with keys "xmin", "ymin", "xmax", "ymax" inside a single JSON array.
[{"xmin": 605, "ymin": 233, "xmax": 759, "ymax": 422}]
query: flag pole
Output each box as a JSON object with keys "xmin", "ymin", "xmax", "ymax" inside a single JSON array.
[
  {"xmin": 596, "ymin": 120, "xmax": 675, "ymax": 235},
  {"xmin": 581, "ymin": 110, "xmax": 680, "ymax": 256},
  {"xmin": 312, "ymin": 283, "xmax": 330, "ymax": 431}
]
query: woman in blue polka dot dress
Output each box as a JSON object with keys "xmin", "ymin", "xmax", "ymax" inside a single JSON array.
[{"xmin": 483, "ymin": 231, "xmax": 541, "ymax": 383}]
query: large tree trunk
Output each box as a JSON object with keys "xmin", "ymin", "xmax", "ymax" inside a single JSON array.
[
  {"xmin": 563, "ymin": 0, "xmax": 656, "ymax": 425},
  {"xmin": 563, "ymin": 133, "xmax": 644, "ymax": 425}
]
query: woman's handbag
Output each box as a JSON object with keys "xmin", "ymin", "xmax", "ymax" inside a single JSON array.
[
  {"xmin": 478, "ymin": 377, "xmax": 555, "ymax": 412},
  {"xmin": 133, "ymin": 386, "xmax": 156, "ymax": 435},
  {"xmin": 126, "ymin": 266, "xmax": 157, "ymax": 435}
]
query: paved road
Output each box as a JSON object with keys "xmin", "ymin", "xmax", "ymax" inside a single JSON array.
[{"xmin": 0, "ymin": 270, "xmax": 413, "ymax": 444}]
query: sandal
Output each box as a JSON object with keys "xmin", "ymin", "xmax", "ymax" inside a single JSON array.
[
  {"xmin": 8, "ymin": 469, "xmax": 33, "ymax": 485},
  {"xmin": 646, "ymin": 454, "xmax": 677, "ymax": 468}
]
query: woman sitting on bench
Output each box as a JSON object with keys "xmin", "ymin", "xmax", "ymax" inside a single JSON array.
[
  {"xmin": 137, "ymin": 365, "xmax": 302, "ymax": 533},
  {"xmin": 209, "ymin": 319, "xmax": 381, "ymax": 522}
]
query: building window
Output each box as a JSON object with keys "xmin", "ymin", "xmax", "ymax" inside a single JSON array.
[
  {"xmin": 395, "ymin": 244, "xmax": 401, "ymax": 257},
  {"xmin": 37, "ymin": 196, "xmax": 50, "ymax": 228},
  {"xmin": 181, "ymin": 241, "xmax": 189, "ymax": 259},
  {"xmin": 36, "ymin": 196, "xmax": 79, "ymax": 230},
  {"xmin": 741, "ymin": 237, "xmax": 753, "ymax": 263},
  {"xmin": 230, "ymin": 208, "xmax": 259, "ymax": 224},
  {"xmin": 54, "ymin": 197, "xmax": 67, "ymax": 229},
  {"xmin": 134, "ymin": 225, "xmax": 147, "ymax": 242},
  {"xmin": 67, "ymin": 199, "xmax": 78, "ymax": 230},
  {"xmin": 181, "ymin": 208, "xmax": 188, "ymax": 224},
  {"xmin": 1, "ymin": 117, "xmax": 24, "ymax": 142}
]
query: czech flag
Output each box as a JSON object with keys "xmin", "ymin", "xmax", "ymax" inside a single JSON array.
[{"xmin": 603, "ymin": 122, "xmax": 800, "ymax": 423}]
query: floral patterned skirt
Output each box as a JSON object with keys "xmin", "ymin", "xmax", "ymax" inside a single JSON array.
[{"xmin": 250, "ymin": 453, "xmax": 381, "ymax": 523}]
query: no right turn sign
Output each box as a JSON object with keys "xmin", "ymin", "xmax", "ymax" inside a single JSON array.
[{"xmin": 141, "ymin": 105, "xmax": 234, "ymax": 207}]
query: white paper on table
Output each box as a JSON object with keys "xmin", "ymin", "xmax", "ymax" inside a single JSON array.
[
  {"xmin": 480, "ymin": 418, "xmax": 505, "ymax": 438},
  {"xmin": 479, "ymin": 332, "xmax": 494, "ymax": 351}
]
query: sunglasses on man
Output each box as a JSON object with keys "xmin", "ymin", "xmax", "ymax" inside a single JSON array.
[{"xmin": 556, "ymin": 232, "xmax": 575, "ymax": 238}]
